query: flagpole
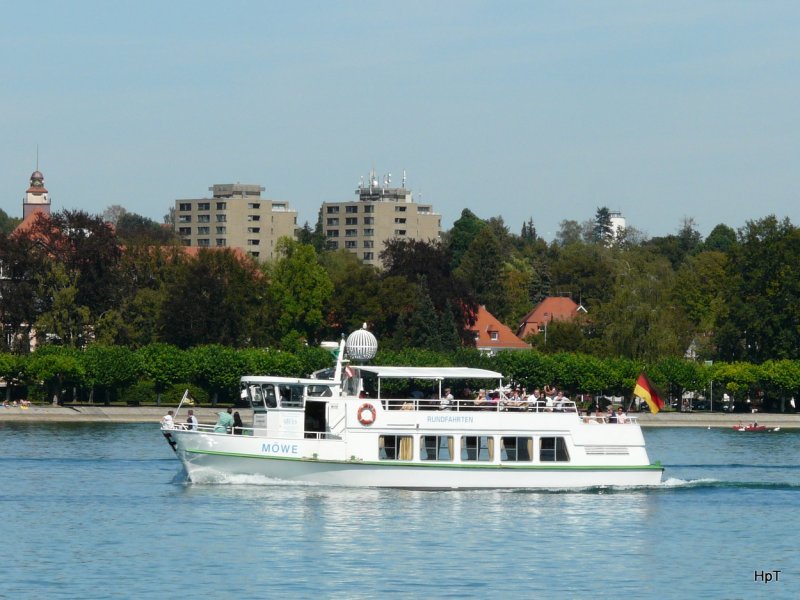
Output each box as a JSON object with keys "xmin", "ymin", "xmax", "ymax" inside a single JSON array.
[{"xmin": 174, "ymin": 389, "xmax": 189, "ymax": 420}]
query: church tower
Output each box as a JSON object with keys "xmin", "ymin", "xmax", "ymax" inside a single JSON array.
[{"xmin": 23, "ymin": 170, "xmax": 51, "ymax": 219}]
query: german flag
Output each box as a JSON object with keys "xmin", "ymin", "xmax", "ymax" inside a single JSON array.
[{"xmin": 634, "ymin": 372, "xmax": 665, "ymax": 414}]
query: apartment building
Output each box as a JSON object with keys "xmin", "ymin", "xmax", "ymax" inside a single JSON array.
[
  {"xmin": 175, "ymin": 184, "xmax": 297, "ymax": 260},
  {"xmin": 321, "ymin": 171, "xmax": 441, "ymax": 267}
]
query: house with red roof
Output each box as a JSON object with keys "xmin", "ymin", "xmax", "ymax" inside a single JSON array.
[
  {"xmin": 516, "ymin": 296, "xmax": 587, "ymax": 340},
  {"xmin": 470, "ymin": 305, "xmax": 530, "ymax": 354}
]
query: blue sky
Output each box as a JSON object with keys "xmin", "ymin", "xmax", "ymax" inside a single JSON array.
[{"xmin": 2, "ymin": 1, "xmax": 799, "ymax": 240}]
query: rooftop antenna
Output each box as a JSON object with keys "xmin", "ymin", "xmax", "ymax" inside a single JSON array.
[{"xmin": 402, "ymin": 170, "xmax": 406, "ymax": 189}]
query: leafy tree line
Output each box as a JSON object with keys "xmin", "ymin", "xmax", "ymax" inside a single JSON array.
[
  {"xmin": 3, "ymin": 207, "xmax": 800, "ymax": 369},
  {"xmin": 0, "ymin": 344, "xmax": 331, "ymax": 405},
  {"xmin": 4, "ymin": 344, "xmax": 798, "ymax": 412}
]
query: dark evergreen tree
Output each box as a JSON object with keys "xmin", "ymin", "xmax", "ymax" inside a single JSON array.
[{"xmin": 592, "ymin": 207, "xmax": 614, "ymax": 245}]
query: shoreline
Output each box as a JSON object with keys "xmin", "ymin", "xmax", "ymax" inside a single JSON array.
[{"xmin": 1, "ymin": 405, "xmax": 799, "ymax": 428}]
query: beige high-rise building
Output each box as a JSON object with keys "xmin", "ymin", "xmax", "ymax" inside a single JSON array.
[
  {"xmin": 175, "ymin": 184, "xmax": 297, "ymax": 261},
  {"xmin": 321, "ymin": 170, "xmax": 441, "ymax": 267}
]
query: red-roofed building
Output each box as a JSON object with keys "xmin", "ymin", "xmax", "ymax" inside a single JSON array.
[
  {"xmin": 470, "ymin": 305, "xmax": 530, "ymax": 354},
  {"xmin": 516, "ymin": 296, "xmax": 587, "ymax": 340}
]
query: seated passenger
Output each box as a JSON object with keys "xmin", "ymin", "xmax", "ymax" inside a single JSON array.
[{"xmin": 616, "ymin": 407, "xmax": 627, "ymax": 424}]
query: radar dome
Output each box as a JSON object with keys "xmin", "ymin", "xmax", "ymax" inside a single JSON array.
[{"xmin": 346, "ymin": 325, "xmax": 378, "ymax": 361}]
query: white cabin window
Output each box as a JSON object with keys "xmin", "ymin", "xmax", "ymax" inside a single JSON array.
[
  {"xmin": 461, "ymin": 435, "xmax": 493, "ymax": 461},
  {"xmin": 420, "ymin": 435, "xmax": 454, "ymax": 461},
  {"xmin": 500, "ymin": 437, "xmax": 533, "ymax": 462},
  {"xmin": 379, "ymin": 435, "xmax": 413, "ymax": 461},
  {"xmin": 540, "ymin": 437, "xmax": 570, "ymax": 462}
]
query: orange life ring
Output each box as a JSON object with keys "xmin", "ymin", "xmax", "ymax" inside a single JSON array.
[{"xmin": 357, "ymin": 403, "xmax": 377, "ymax": 426}]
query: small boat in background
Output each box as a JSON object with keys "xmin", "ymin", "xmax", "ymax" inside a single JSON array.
[{"xmin": 732, "ymin": 423, "xmax": 774, "ymax": 432}]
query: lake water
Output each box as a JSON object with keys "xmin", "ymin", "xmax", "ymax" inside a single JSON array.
[{"xmin": 0, "ymin": 423, "xmax": 796, "ymax": 599}]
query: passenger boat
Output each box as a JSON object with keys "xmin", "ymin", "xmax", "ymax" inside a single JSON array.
[{"xmin": 161, "ymin": 331, "xmax": 663, "ymax": 489}]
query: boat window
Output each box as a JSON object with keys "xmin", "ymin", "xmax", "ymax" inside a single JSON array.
[
  {"xmin": 278, "ymin": 384, "xmax": 304, "ymax": 408},
  {"xmin": 306, "ymin": 385, "xmax": 333, "ymax": 398},
  {"xmin": 461, "ymin": 435, "xmax": 494, "ymax": 462},
  {"xmin": 243, "ymin": 384, "xmax": 276, "ymax": 411},
  {"xmin": 258, "ymin": 384, "xmax": 277, "ymax": 409},
  {"xmin": 500, "ymin": 437, "xmax": 533, "ymax": 462},
  {"xmin": 539, "ymin": 437, "xmax": 570, "ymax": 462},
  {"xmin": 420, "ymin": 435, "xmax": 454, "ymax": 461},
  {"xmin": 379, "ymin": 435, "xmax": 413, "ymax": 461}
]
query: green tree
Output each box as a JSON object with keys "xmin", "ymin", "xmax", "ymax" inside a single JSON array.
[
  {"xmin": 0, "ymin": 208, "xmax": 21, "ymax": 235},
  {"xmin": 319, "ymin": 250, "xmax": 381, "ymax": 338},
  {"xmin": 25, "ymin": 210, "xmax": 122, "ymax": 316},
  {"xmin": 296, "ymin": 211, "xmax": 326, "ymax": 253},
  {"xmin": 136, "ymin": 343, "xmax": 190, "ymax": 404},
  {"xmin": 595, "ymin": 251, "xmax": 689, "ymax": 360},
  {"xmin": 186, "ymin": 345, "xmax": 246, "ymax": 404},
  {"xmin": 555, "ymin": 220, "xmax": 585, "ymax": 247},
  {"xmin": 26, "ymin": 346, "xmax": 85, "ymax": 405},
  {"xmin": 716, "ymin": 216, "xmax": 800, "ymax": 362},
  {"xmin": 116, "ymin": 212, "xmax": 179, "ymax": 246},
  {"xmin": 267, "ymin": 238, "xmax": 334, "ymax": 346},
  {"xmin": 160, "ymin": 248, "xmax": 267, "ymax": 348},
  {"xmin": 445, "ymin": 209, "xmax": 486, "ymax": 269},
  {"xmin": 592, "ymin": 207, "xmax": 614, "ymax": 245},
  {"xmin": 0, "ymin": 232, "xmax": 46, "ymax": 351},
  {"xmin": 454, "ymin": 224, "xmax": 507, "ymax": 316},
  {"xmin": 33, "ymin": 263, "xmax": 92, "ymax": 348},
  {"xmin": 82, "ymin": 345, "xmax": 141, "ymax": 404},
  {"xmin": 0, "ymin": 353, "xmax": 25, "ymax": 401},
  {"xmin": 704, "ymin": 223, "xmax": 737, "ymax": 253},
  {"xmin": 549, "ymin": 242, "xmax": 614, "ymax": 307},
  {"xmin": 381, "ymin": 239, "xmax": 478, "ymax": 345}
]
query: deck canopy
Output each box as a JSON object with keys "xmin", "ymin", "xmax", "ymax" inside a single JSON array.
[{"xmin": 354, "ymin": 366, "xmax": 503, "ymax": 380}]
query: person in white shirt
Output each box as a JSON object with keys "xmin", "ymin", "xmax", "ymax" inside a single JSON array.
[
  {"xmin": 185, "ymin": 409, "xmax": 198, "ymax": 431},
  {"xmin": 440, "ymin": 388, "xmax": 454, "ymax": 410},
  {"xmin": 160, "ymin": 410, "xmax": 175, "ymax": 429}
]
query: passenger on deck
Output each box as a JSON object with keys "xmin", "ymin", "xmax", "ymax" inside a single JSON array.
[
  {"xmin": 160, "ymin": 410, "xmax": 175, "ymax": 429},
  {"xmin": 185, "ymin": 409, "xmax": 198, "ymax": 431},
  {"xmin": 214, "ymin": 408, "xmax": 234, "ymax": 433},
  {"xmin": 233, "ymin": 411, "xmax": 244, "ymax": 434},
  {"xmin": 607, "ymin": 405, "xmax": 617, "ymax": 424},
  {"xmin": 474, "ymin": 390, "xmax": 488, "ymax": 406},
  {"xmin": 506, "ymin": 388, "xmax": 526, "ymax": 409},
  {"xmin": 440, "ymin": 388, "xmax": 454, "ymax": 410},
  {"xmin": 527, "ymin": 388, "xmax": 542, "ymax": 411},
  {"xmin": 616, "ymin": 407, "xmax": 627, "ymax": 424}
]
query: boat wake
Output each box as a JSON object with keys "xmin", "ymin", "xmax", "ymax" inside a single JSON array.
[
  {"xmin": 182, "ymin": 470, "xmax": 323, "ymax": 487},
  {"xmin": 644, "ymin": 477, "xmax": 800, "ymax": 493}
]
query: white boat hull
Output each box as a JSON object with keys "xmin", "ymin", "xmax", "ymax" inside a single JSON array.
[{"xmin": 169, "ymin": 430, "xmax": 663, "ymax": 489}]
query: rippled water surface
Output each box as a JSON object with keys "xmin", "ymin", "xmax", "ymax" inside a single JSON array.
[{"xmin": 1, "ymin": 423, "xmax": 796, "ymax": 599}]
